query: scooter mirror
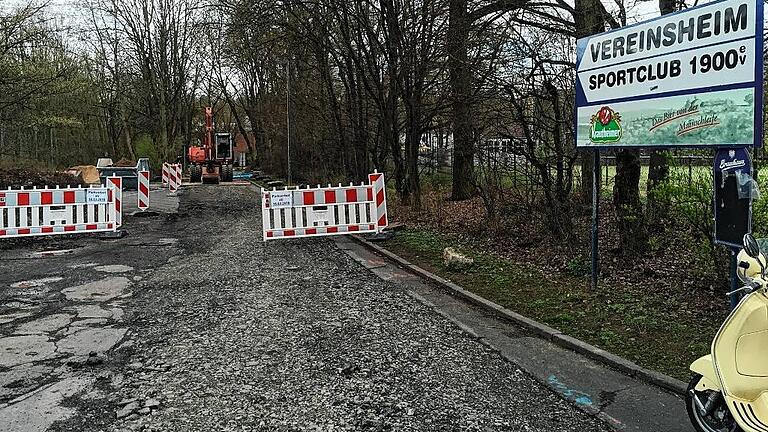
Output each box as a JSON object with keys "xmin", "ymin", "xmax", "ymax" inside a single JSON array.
[{"xmin": 744, "ymin": 233, "xmax": 761, "ymax": 258}]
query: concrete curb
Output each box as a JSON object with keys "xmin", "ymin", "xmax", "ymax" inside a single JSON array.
[{"xmin": 351, "ymin": 235, "xmax": 688, "ymax": 396}]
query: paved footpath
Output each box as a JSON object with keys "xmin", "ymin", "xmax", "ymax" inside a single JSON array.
[{"xmin": 0, "ymin": 184, "xmax": 654, "ymax": 431}]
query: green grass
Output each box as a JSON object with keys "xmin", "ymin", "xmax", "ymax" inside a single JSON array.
[{"xmin": 385, "ymin": 227, "xmax": 720, "ymax": 381}]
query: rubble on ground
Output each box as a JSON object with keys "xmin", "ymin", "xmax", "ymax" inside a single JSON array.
[
  {"xmin": 443, "ymin": 247, "xmax": 474, "ymax": 270},
  {"xmin": 0, "ymin": 167, "xmax": 85, "ymax": 189}
]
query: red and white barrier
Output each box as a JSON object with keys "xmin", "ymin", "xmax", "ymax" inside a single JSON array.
[
  {"xmin": 168, "ymin": 164, "xmax": 181, "ymax": 195},
  {"xmin": 107, "ymin": 176, "xmax": 123, "ymax": 228},
  {"xmin": 138, "ymin": 170, "xmax": 150, "ymax": 211},
  {"xmin": 161, "ymin": 163, "xmax": 170, "ymax": 188},
  {"xmin": 0, "ymin": 176, "xmax": 123, "ymax": 239},
  {"xmin": 261, "ymin": 171, "xmax": 388, "ymax": 241},
  {"xmin": 368, "ymin": 172, "xmax": 388, "ymax": 230}
]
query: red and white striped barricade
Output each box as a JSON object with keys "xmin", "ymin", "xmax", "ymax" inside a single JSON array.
[
  {"xmin": 138, "ymin": 170, "xmax": 150, "ymax": 211},
  {"xmin": 168, "ymin": 164, "xmax": 182, "ymax": 195},
  {"xmin": 161, "ymin": 163, "xmax": 170, "ymax": 188},
  {"xmin": 0, "ymin": 176, "xmax": 123, "ymax": 239},
  {"xmin": 261, "ymin": 171, "xmax": 388, "ymax": 241}
]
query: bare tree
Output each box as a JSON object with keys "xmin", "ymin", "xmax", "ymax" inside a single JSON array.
[{"xmin": 108, "ymin": 0, "xmax": 201, "ymax": 160}]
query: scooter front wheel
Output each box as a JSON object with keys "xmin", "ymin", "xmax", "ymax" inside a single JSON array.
[{"xmin": 686, "ymin": 374, "xmax": 740, "ymax": 432}]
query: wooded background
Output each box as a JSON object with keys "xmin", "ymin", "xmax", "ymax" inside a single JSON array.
[{"xmin": 1, "ymin": 0, "xmax": 767, "ymax": 260}]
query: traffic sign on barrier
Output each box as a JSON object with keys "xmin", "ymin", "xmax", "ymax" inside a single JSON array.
[
  {"xmin": 0, "ymin": 176, "xmax": 123, "ymax": 239},
  {"xmin": 261, "ymin": 171, "xmax": 388, "ymax": 241}
]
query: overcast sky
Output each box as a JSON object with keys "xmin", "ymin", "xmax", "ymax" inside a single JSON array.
[
  {"xmin": 2, "ymin": 0, "xmax": 667, "ymax": 26},
  {"xmin": 5, "ymin": 0, "xmax": 741, "ymax": 49}
]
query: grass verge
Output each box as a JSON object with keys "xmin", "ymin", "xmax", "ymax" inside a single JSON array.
[{"xmin": 384, "ymin": 227, "xmax": 719, "ymax": 382}]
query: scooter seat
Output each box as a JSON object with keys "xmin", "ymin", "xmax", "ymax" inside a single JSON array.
[{"xmin": 728, "ymin": 392, "xmax": 768, "ymax": 432}]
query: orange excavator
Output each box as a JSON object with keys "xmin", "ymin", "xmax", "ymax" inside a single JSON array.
[{"xmin": 188, "ymin": 107, "xmax": 234, "ymax": 183}]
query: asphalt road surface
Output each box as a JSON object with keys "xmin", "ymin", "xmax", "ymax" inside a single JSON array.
[{"xmin": 0, "ymin": 184, "xmax": 611, "ymax": 432}]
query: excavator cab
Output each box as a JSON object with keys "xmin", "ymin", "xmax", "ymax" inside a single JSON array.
[
  {"xmin": 215, "ymin": 133, "xmax": 233, "ymax": 161},
  {"xmin": 188, "ymin": 108, "xmax": 234, "ymax": 183}
]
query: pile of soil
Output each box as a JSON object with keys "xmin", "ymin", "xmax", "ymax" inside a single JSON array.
[
  {"xmin": 113, "ymin": 158, "xmax": 137, "ymax": 167},
  {"xmin": 0, "ymin": 167, "xmax": 85, "ymax": 189}
]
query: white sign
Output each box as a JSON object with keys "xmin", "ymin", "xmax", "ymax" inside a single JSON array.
[
  {"xmin": 575, "ymin": 0, "xmax": 763, "ymax": 148},
  {"xmin": 577, "ymin": 0, "xmax": 757, "ymax": 104},
  {"xmin": 269, "ymin": 191, "xmax": 293, "ymax": 209},
  {"xmin": 87, "ymin": 189, "xmax": 108, "ymax": 204}
]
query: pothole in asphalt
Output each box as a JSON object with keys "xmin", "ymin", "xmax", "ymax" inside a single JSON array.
[
  {"xmin": 10, "ymin": 277, "xmax": 64, "ymax": 289},
  {"xmin": 93, "ymin": 265, "xmax": 134, "ymax": 273}
]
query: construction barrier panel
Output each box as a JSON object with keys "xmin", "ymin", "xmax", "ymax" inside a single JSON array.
[
  {"xmin": 0, "ymin": 176, "xmax": 123, "ymax": 239},
  {"xmin": 261, "ymin": 171, "xmax": 388, "ymax": 241},
  {"xmin": 168, "ymin": 164, "xmax": 181, "ymax": 195},
  {"xmin": 138, "ymin": 170, "xmax": 150, "ymax": 211},
  {"xmin": 161, "ymin": 163, "xmax": 170, "ymax": 188}
]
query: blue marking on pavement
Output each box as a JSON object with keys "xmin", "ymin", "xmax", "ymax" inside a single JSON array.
[{"xmin": 548, "ymin": 375, "xmax": 594, "ymax": 406}]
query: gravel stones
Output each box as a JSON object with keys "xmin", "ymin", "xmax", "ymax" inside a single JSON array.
[
  {"xmin": 103, "ymin": 186, "xmax": 610, "ymax": 432},
  {"xmin": 117, "ymin": 402, "xmax": 140, "ymax": 418}
]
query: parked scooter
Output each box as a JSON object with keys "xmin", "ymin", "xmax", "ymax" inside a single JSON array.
[{"xmin": 687, "ymin": 234, "xmax": 768, "ymax": 432}]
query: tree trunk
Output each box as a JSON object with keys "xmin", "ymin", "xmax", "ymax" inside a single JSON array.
[
  {"xmin": 614, "ymin": 149, "xmax": 648, "ymax": 255},
  {"xmin": 574, "ymin": 0, "xmax": 604, "ymax": 205},
  {"xmin": 381, "ymin": 0, "xmax": 404, "ymax": 194},
  {"xmin": 448, "ymin": 0, "xmax": 474, "ymax": 200},
  {"xmin": 646, "ymin": 0, "xmax": 676, "ymax": 230},
  {"xmin": 404, "ymin": 93, "xmax": 422, "ymax": 209}
]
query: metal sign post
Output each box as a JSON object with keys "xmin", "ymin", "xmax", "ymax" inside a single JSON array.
[{"xmin": 591, "ymin": 150, "xmax": 600, "ymax": 290}]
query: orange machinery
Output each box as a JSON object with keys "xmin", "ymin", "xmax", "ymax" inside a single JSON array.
[{"xmin": 187, "ymin": 107, "xmax": 234, "ymax": 183}]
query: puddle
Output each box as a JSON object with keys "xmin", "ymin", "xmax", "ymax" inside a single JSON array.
[{"xmin": 10, "ymin": 277, "xmax": 64, "ymax": 289}]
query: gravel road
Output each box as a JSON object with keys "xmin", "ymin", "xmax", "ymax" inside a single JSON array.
[{"xmin": 8, "ymin": 185, "xmax": 611, "ymax": 432}]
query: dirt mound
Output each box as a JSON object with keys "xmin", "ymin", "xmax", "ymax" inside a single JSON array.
[
  {"xmin": 66, "ymin": 165, "xmax": 101, "ymax": 184},
  {"xmin": 0, "ymin": 167, "xmax": 86, "ymax": 189},
  {"xmin": 113, "ymin": 158, "xmax": 136, "ymax": 167}
]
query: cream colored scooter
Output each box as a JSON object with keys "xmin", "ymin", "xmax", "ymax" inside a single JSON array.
[{"xmin": 687, "ymin": 234, "xmax": 768, "ymax": 432}]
